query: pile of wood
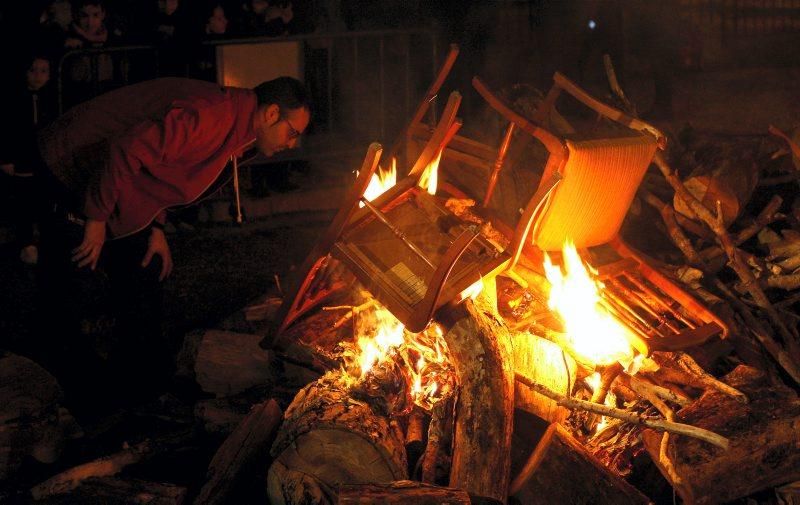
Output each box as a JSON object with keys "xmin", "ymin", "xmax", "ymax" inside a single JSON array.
[{"xmin": 5, "ymin": 65, "xmax": 800, "ymax": 505}]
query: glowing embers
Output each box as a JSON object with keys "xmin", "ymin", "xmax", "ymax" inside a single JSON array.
[
  {"xmin": 543, "ymin": 241, "xmax": 635, "ymax": 367},
  {"xmin": 341, "ymin": 304, "xmax": 456, "ymax": 411}
]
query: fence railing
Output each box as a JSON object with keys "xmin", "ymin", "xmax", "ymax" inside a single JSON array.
[{"xmin": 56, "ymin": 29, "xmax": 441, "ymax": 161}]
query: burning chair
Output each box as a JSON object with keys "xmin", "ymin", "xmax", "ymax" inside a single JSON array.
[
  {"xmin": 267, "ymin": 40, "xmax": 726, "ymax": 359},
  {"xmin": 472, "ymin": 73, "xmax": 728, "ymax": 355},
  {"xmin": 267, "ymin": 88, "xmax": 560, "ymax": 339}
]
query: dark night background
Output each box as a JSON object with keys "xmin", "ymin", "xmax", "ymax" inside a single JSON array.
[{"xmin": 1, "ymin": 0, "xmax": 800, "ymax": 503}]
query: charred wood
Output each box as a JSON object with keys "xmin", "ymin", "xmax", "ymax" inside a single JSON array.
[
  {"xmin": 510, "ymin": 423, "xmax": 650, "ymax": 505},
  {"xmin": 195, "ymin": 399, "xmax": 282, "ymax": 505},
  {"xmin": 642, "ymin": 365, "xmax": 800, "ymax": 504}
]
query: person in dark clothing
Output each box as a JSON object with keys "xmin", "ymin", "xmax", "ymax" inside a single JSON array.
[
  {"xmin": 232, "ymin": 0, "xmax": 294, "ymax": 37},
  {"xmin": 0, "ymin": 54, "xmax": 57, "ymax": 264},
  {"xmin": 35, "ymin": 76, "xmax": 310, "ymax": 414},
  {"xmin": 61, "ymin": 0, "xmax": 118, "ymax": 107}
]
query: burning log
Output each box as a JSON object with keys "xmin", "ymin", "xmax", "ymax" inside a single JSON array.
[
  {"xmin": 436, "ymin": 277, "xmax": 514, "ymax": 503},
  {"xmin": 267, "ymin": 372, "xmax": 408, "ymax": 505},
  {"xmin": 510, "ymin": 423, "xmax": 651, "ymax": 504},
  {"xmin": 195, "ymin": 399, "xmax": 282, "ymax": 505},
  {"xmin": 336, "ymin": 480, "xmax": 502, "ymax": 504},
  {"xmin": 512, "ymin": 331, "xmax": 577, "ymax": 423},
  {"xmin": 642, "ymin": 365, "xmax": 800, "ymax": 504}
]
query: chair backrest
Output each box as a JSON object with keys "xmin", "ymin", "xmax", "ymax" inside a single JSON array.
[
  {"xmin": 533, "ymin": 135, "xmax": 657, "ymax": 251},
  {"xmin": 472, "ymin": 73, "xmax": 664, "ymax": 256}
]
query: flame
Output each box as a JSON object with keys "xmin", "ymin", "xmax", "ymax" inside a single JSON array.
[
  {"xmin": 417, "ymin": 150, "xmax": 442, "ymax": 196},
  {"xmin": 543, "ymin": 241, "xmax": 634, "ymax": 366},
  {"xmin": 585, "ymin": 372, "xmax": 616, "ymax": 432},
  {"xmin": 355, "ymin": 306, "xmax": 405, "ymax": 376},
  {"xmin": 361, "ymin": 157, "xmax": 397, "ymax": 206},
  {"xmin": 459, "ymin": 275, "xmax": 484, "ymax": 301},
  {"xmin": 348, "ymin": 305, "xmax": 455, "ymax": 410}
]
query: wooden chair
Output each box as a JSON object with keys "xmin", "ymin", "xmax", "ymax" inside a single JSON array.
[
  {"xmin": 265, "ymin": 45, "xmax": 557, "ymax": 342},
  {"xmin": 473, "ymin": 73, "xmax": 728, "ymax": 352},
  {"xmin": 266, "ymin": 89, "xmax": 523, "ymax": 341}
]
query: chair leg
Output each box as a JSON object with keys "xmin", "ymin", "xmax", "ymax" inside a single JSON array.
[{"xmin": 261, "ymin": 143, "xmax": 384, "ymax": 349}]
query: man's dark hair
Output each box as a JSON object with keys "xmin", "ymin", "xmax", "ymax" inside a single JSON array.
[{"xmin": 253, "ymin": 77, "xmax": 310, "ymax": 112}]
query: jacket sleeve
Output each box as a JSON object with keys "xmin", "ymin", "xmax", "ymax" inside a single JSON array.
[{"xmin": 83, "ymin": 106, "xmax": 199, "ymax": 222}]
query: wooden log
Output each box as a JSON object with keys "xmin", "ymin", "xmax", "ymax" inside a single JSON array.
[
  {"xmin": 642, "ymin": 365, "xmax": 800, "ymax": 504},
  {"xmin": 512, "ymin": 331, "xmax": 576, "ymax": 423},
  {"xmin": 405, "ymin": 407, "xmax": 427, "ymax": 476},
  {"xmin": 436, "ymin": 276, "xmax": 514, "ymax": 503},
  {"xmin": 267, "ymin": 373, "xmax": 407, "ymax": 505},
  {"xmin": 193, "ymin": 330, "xmax": 275, "ymax": 397},
  {"xmin": 0, "ymin": 353, "xmax": 81, "ymax": 481},
  {"xmin": 194, "ymin": 397, "xmax": 252, "ymax": 436},
  {"xmin": 336, "ymin": 480, "xmax": 503, "ymax": 504},
  {"xmin": 31, "ymin": 429, "xmax": 193, "ymax": 500},
  {"xmin": 510, "ymin": 423, "xmax": 651, "ymax": 504},
  {"xmin": 421, "ymin": 393, "xmax": 455, "ymax": 485},
  {"xmin": 40, "ymin": 476, "xmax": 186, "ymax": 505},
  {"xmin": 195, "ymin": 399, "xmax": 282, "ymax": 505}
]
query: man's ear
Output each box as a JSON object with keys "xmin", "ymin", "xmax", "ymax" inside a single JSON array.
[{"xmin": 264, "ymin": 103, "xmax": 281, "ymax": 126}]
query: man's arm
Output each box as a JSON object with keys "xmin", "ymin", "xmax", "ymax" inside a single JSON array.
[{"xmin": 74, "ymin": 107, "xmax": 198, "ymax": 270}]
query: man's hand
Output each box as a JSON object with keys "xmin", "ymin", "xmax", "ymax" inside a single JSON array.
[
  {"xmin": 142, "ymin": 227, "xmax": 173, "ymax": 281},
  {"xmin": 72, "ymin": 218, "xmax": 106, "ymax": 269}
]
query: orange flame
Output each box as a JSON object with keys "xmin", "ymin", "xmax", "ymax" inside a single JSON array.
[
  {"xmin": 349, "ymin": 305, "xmax": 455, "ymax": 410},
  {"xmin": 543, "ymin": 241, "xmax": 634, "ymax": 366},
  {"xmin": 417, "ymin": 150, "xmax": 442, "ymax": 196},
  {"xmin": 585, "ymin": 372, "xmax": 616, "ymax": 432},
  {"xmin": 459, "ymin": 275, "xmax": 484, "ymax": 301},
  {"xmin": 361, "ymin": 157, "xmax": 397, "ymax": 206},
  {"xmin": 355, "ymin": 306, "xmax": 405, "ymax": 376}
]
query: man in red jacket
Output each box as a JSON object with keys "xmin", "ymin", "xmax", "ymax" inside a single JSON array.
[
  {"xmin": 35, "ymin": 76, "xmax": 309, "ymax": 409},
  {"xmin": 39, "ymin": 76, "xmax": 310, "ymax": 276}
]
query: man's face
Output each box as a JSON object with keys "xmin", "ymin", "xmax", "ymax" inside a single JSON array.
[
  {"xmin": 27, "ymin": 58, "xmax": 51, "ymax": 91},
  {"xmin": 77, "ymin": 4, "xmax": 105, "ymax": 34},
  {"xmin": 255, "ymin": 105, "xmax": 310, "ymax": 157}
]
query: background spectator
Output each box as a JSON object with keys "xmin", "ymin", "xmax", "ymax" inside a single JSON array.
[
  {"xmin": 0, "ymin": 53, "xmax": 57, "ymax": 265},
  {"xmin": 61, "ymin": 0, "xmax": 117, "ymax": 105},
  {"xmin": 233, "ymin": 0, "xmax": 294, "ymax": 37}
]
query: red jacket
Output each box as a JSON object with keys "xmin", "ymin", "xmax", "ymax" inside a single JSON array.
[{"xmin": 38, "ymin": 78, "xmax": 257, "ymax": 237}]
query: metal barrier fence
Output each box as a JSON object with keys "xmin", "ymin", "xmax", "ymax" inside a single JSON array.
[
  {"xmin": 57, "ymin": 29, "xmax": 440, "ymax": 160},
  {"xmin": 680, "ymin": 0, "xmax": 800, "ymax": 38}
]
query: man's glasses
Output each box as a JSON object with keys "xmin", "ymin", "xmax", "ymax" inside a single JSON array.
[{"xmin": 284, "ymin": 117, "xmax": 301, "ymax": 140}]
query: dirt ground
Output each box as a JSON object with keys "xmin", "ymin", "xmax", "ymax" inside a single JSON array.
[{"xmin": 0, "ymin": 213, "xmax": 330, "ymax": 367}]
